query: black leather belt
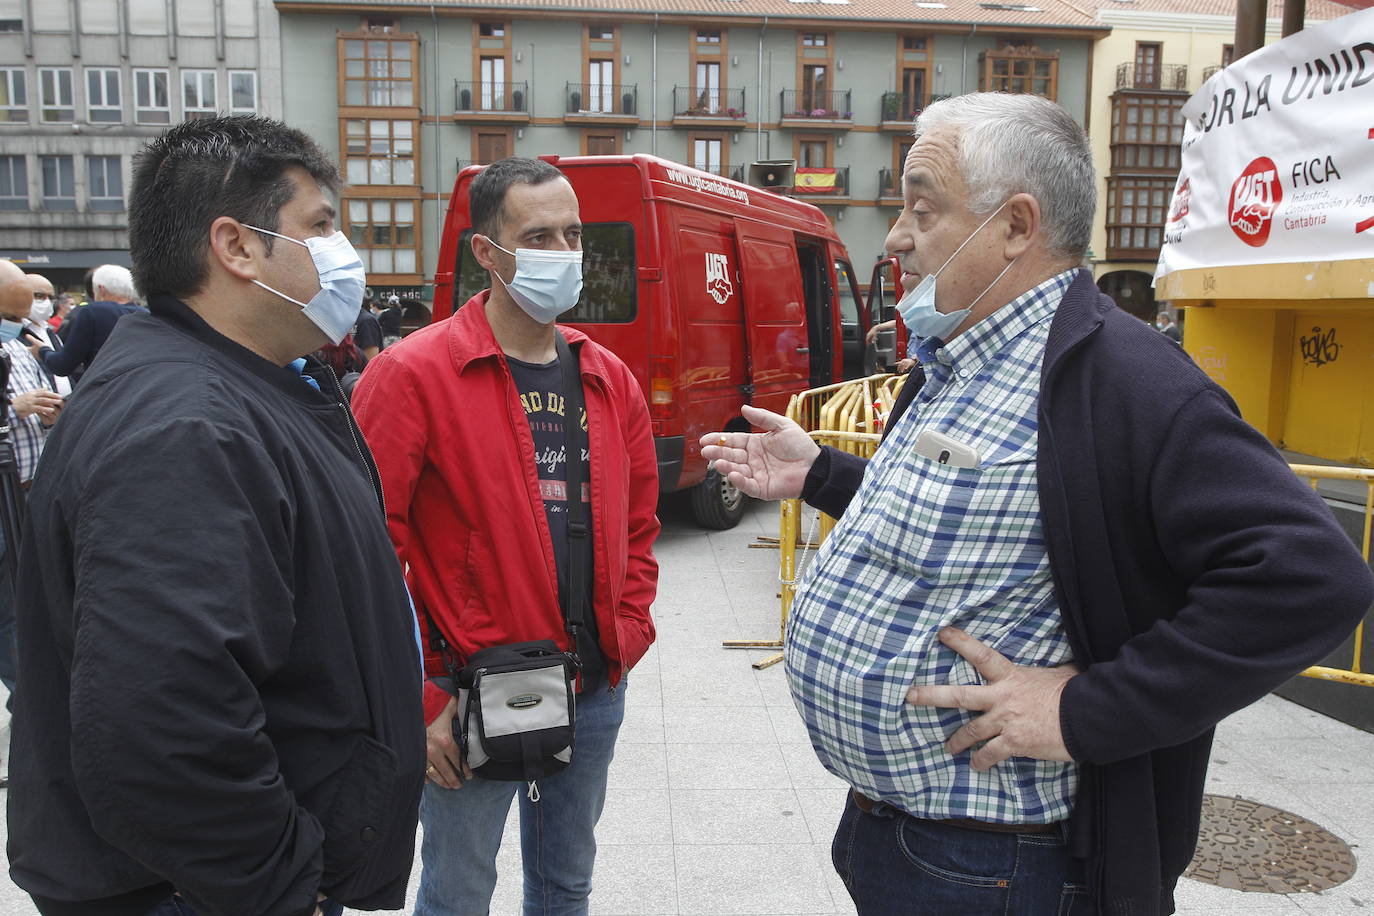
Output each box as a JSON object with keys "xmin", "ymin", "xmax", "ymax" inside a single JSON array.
[{"xmin": 851, "ymin": 789, "xmax": 1061, "ymax": 835}]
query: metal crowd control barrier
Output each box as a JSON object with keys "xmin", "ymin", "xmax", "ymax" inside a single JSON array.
[
  {"xmin": 725, "ymin": 394, "xmax": 1374, "ymax": 687},
  {"xmin": 1289, "ymin": 464, "xmax": 1374, "ymax": 689},
  {"xmin": 723, "ymin": 374, "xmax": 899, "ymax": 669}
]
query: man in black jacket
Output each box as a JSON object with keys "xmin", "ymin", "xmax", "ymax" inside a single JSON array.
[
  {"xmin": 702, "ymin": 93, "xmax": 1371, "ymax": 915},
  {"xmin": 7, "ymin": 116, "xmax": 425, "ymax": 916}
]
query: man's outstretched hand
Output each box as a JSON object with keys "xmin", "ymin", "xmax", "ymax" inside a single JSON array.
[{"xmin": 698, "ymin": 404, "xmax": 821, "ymax": 501}]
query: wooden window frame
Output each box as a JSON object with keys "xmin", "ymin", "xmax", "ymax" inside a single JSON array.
[
  {"xmin": 1134, "ymin": 41, "xmax": 1162, "ymax": 90},
  {"xmin": 344, "ymin": 196, "xmax": 423, "ymax": 280},
  {"xmin": 895, "ymin": 34, "xmax": 933, "ymax": 96},
  {"xmin": 793, "ymin": 134, "xmax": 834, "ymax": 169},
  {"xmin": 980, "ymin": 41, "xmax": 1058, "ymax": 100},
  {"xmin": 1104, "ymin": 175, "xmax": 1173, "ymax": 261},
  {"xmin": 583, "ymin": 24, "xmax": 620, "ymax": 112},
  {"xmin": 797, "ymin": 31, "xmax": 834, "ymax": 110},
  {"xmin": 472, "ymin": 20, "xmax": 512, "ymax": 98},
  {"xmin": 691, "ymin": 27, "xmax": 728, "ymax": 106},
  {"xmin": 478, "ymin": 21, "xmax": 507, "ymax": 38},
  {"xmin": 337, "ymin": 31, "xmax": 422, "ymax": 114},
  {"xmin": 580, "ymin": 129, "xmax": 622, "ymax": 155},
  {"xmin": 688, "ymin": 131, "xmax": 727, "ymax": 175},
  {"xmin": 472, "ymin": 127, "xmax": 515, "ymax": 164},
  {"xmin": 340, "ymin": 117, "xmax": 420, "ymax": 190},
  {"xmin": 1221, "ymin": 44, "xmax": 1235, "ymax": 67},
  {"xmin": 1109, "ymin": 92, "xmax": 1184, "ymax": 174}
]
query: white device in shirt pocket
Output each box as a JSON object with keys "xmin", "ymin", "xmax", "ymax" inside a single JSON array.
[{"xmin": 914, "ymin": 429, "xmax": 981, "ymax": 468}]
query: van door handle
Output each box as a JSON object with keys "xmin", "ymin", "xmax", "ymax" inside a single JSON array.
[{"xmin": 796, "ymin": 347, "xmax": 810, "ymax": 354}]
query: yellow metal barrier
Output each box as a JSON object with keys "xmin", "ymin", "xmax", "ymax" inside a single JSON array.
[
  {"xmin": 723, "ymin": 375, "xmax": 898, "ymax": 668},
  {"xmin": 728, "ymin": 394, "xmax": 1374, "ymax": 689},
  {"xmin": 1289, "ymin": 464, "xmax": 1374, "ymax": 688}
]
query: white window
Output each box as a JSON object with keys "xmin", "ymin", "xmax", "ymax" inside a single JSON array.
[
  {"xmin": 86, "ymin": 68, "xmax": 122, "ymax": 122},
  {"xmin": 182, "ymin": 69, "xmax": 217, "ymax": 120},
  {"xmin": 695, "ymin": 61, "xmax": 721, "ymax": 113},
  {"xmin": 228, "ymin": 71, "xmax": 257, "ymax": 114},
  {"xmin": 134, "ymin": 68, "xmax": 170, "ymax": 123},
  {"xmin": 87, "ymin": 155, "xmax": 123, "ymax": 211},
  {"xmin": 479, "ymin": 57, "xmax": 505, "ymax": 110},
  {"xmin": 39, "ymin": 67, "xmax": 75, "ymax": 123},
  {"xmin": 40, "ymin": 155, "xmax": 75, "ymax": 210},
  {"xmin": 347, "ymin": 198, "xmax": 418, "ymax": 274},
  {"xmin": 343, "ymin": 119, "xmax": 415, "ymax": 186},
  {"xmin": 0, "ymin": 68, "xmax": 27, "ymax": 123},
  {"xmin": 693, "ymin": 137, "xmax": 723, "ymax": 174},
  {"xmin": 588, "ymin": 59, "xmax": 614, "ymax": 113}
]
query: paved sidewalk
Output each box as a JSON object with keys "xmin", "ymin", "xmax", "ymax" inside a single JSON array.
[{"xmin": 3, "ymin": 495, "xmax": 1372, "ymax": 914}]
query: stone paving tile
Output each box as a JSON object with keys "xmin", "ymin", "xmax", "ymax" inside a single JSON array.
[
  {"xmin": 588, "ymin": 844, "xmax": 680, "ymax": 915},
  {"xmin": 669, "ymin": 789, "xmax": 812, "ymax": 846},
  {"xmin": 673, "ymin": 844, "xmax": 839, "ymax": 915},
  {"xmin": 665, "ymin": 742, "xmax": 793, "ymax": 792},
  {"xmin": 599, "ymin": 788, "xmax": 674, "ymax": 846},
  {"xmin": 663, "ymin": 705, "xmax": 777, "ymax": 745}
]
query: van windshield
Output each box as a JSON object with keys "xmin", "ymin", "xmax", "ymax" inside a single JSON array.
[{"xmin": 455, "ymin": 223, "xmax": 637, "ymax": 323}]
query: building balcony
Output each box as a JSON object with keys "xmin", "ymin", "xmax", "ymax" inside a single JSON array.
[
  {"xmin": 564, "ymin": 83, "xmax": 639, "ymax": 124},
  {"xmin": 671, "ymin": 87, "xmax": 747, "ymax": 127},
  {"xmin": 1202, "ymin": 65, "xmax": 1223, "ymax": 81},
  {"xmin": 792, "ymin": 165, "xmax": 849, "ymax": 202},
  {"xmin": 1115, "ymin": 63, "xmax": 1189, "ymax": 92},
  {"xmin": 878, "ymin": 91, "xmax": 951, "ymax": 131},
  {"xmin": 778, "ymin": 90, "xmax": 853, "ymax": 130},
  {"xmin": 730, "ymin": 165, "xmax": 746, "ymax": 182},
  {"xmin": 876, "ymin": 167, "xmax": 902, "ymax": 204},
  {"xmin": 453, "ymin": 81, "xmax": 530, "ymax": 124}
]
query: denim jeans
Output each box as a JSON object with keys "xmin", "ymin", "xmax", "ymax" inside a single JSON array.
[
  {"xmin": 831, "ymin": 791, "xmax": 1088, "ymax": 915},
  {"xmin": 415, "ymin": 681, "xmax": 627, "ymax": 916},
  {"xmin": 147, "ymin": 896, "xmax": 344, "ymax": 915}
]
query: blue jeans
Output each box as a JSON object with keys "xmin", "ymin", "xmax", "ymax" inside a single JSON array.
[
  {"xmin": 832, "ymin": 791, "xmax": 1088, "ymax": 915},
  {"xmin": 147, "ymin": 896, "xmax": 344, "ymax": 915},
  {"xmin": 415, "ymin": 681, "xmax": 627, "ymax": 916}
]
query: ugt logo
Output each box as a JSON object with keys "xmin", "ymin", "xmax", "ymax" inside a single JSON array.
[
  {"xmin": 1229, "ymin": 157, "xmax": 1282, "ymax": 247},
  {"xmin": 705, "ymin": 252, "xmax": 734, "ymax": 305}
]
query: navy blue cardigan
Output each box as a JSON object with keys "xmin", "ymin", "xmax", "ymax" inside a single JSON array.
[{"xmin": 802, "ymin": 270, "xmax": 1372, "ymax": 914}]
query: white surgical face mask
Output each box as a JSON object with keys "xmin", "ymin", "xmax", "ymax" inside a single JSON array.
[
  {"xmin": 895, "ymin": 202, "xmax": 1017, "ymax": 343},
  {"xmin": 244, "ymin": 224, "xmax": 367, "ymax": 345},
  {"xmin": 30, "ymin": 297, "xmax": 54, "ymax": 324},
  {"xmin": 483, "ymin": 237, "xmax": 584, "ymax": 325}
]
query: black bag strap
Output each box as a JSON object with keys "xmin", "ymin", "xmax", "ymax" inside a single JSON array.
[{"xmin": 554, "ymin": 331, "xmax": 592, "ymax": 669}]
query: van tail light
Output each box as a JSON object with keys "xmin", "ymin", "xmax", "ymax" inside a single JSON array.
[{"xmin": 649, "ymin": 358, "xmax": 674, "ymax": 418}]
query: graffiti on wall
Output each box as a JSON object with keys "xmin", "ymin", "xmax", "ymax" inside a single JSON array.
[{"xmin": 1299, "ymin": 326, "xmax": 1341, "ymax": 367}]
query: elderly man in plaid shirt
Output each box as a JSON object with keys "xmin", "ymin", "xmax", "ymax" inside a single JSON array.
[
  {"xmin": 701, "ymin": 93, "xmax": 1369, "ymax": 916},
  {"xmin": 0, "ymin": 258, "xmax": 64, "ymax": 725}
]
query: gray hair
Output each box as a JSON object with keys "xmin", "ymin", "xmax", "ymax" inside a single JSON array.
[
  {"xmin": 92, "ymin": 263, "xmax": 138, "ymax": 301},
  {"xmin": 915, "ymin": 93, "xmax": 1095, "ymax": 259}
]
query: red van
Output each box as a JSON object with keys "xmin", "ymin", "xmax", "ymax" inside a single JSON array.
[{"xmin": 433, "ymin": 154, "xmax": 886, "ymax": 528}]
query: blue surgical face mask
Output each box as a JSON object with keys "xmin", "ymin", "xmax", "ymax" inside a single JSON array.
[
  {"xmin": 244, "ymin": 224, "xmax": 367, "ymax": 346},
  {"xmin": 0, "ymin": 318, "xmax": 23, "ymax": 343},
  {"xmin": 896, "ymin": 202, "xmax": 1018, "ymax": 343},
  {"xmin": 482, "ymin": 237, "xmax": 584, "ymax": 325}
]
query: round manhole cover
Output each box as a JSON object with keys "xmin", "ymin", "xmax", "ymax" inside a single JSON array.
[{"xmin": 1184, "ymin": 794, "xmax": 1356, "ymax": 893}]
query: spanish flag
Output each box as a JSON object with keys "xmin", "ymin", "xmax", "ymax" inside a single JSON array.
[{"xmin": 794, "ymin": 167, "xmax": 837, "ymax": 192}]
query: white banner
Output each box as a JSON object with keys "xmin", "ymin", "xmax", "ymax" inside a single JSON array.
[{"xmin": 1154, "ymin": 8, "xmax": 1374, "ymax": 283}]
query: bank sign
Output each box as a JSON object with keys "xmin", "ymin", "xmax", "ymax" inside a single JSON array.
[{"xmin": 1154, "ymin": 7, "xmax": 1374, "ymax": 283}]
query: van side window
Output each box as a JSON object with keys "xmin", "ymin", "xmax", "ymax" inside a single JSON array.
[
  {"xmin": 455, "ymin": 223, "xmax": 637, "ymax": 323},
  {"xmin": 834, "ymin": 260, "xmax": 860, "ymax": 327}
]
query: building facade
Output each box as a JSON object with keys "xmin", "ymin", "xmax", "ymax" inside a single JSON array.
[
  {"xmin": 1086, "ymin": 0, "xmax": 1346, "ymax": 322},
  {"xmin": 273, "ymin": 0, "xmax": 1105, "ymax": 308},
  {"xmin": 0, "ymin": 0, "xmax": 281, "ymax": 292}
]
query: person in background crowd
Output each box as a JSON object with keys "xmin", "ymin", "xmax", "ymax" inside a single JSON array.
[
  {"xmin": 354, "ymin": 295, "xmax": 382, "ymax": 362},
  {"xmin": 20, "ymin": 274, "xmax": 72, "ymax": 401},
  {"xmin": 50, "ymin": 292, "xmax": 75, "ymax": 332},
  {"xmin": 352, "ymin": 156, "xmax": 659, "ymax": 916},
  {"xmin": 377, "ymin": 293, "xmax": 403, "ymax": 348},
  {"xmin": 0, "ymin": 260, "xmax": 64, "ymax": 739},
  {"xmin": 6, "ymin": 115, "xmax": 424, "ymax": 916},
  {"xmin": 1156, "ymin": 310, "xmax": 1182, "ymax": 343},
  {"xmin": 701, "ymin": 92, "xmax": 1371, "ymax": 916},
  {"xmin": 29, "ymin": 264, "xmax": 144, "ymax": 383}
]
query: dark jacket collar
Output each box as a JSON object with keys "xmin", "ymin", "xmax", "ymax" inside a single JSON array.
[{"xmin": 145, "ymin": 293, "xmax": 339, "ymax": 405}]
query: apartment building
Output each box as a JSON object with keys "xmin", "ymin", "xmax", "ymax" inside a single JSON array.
[
  {"xmin": 0, "ymin": 0, "xmax": 280, "ymax": 290},
  {"xmin": 272, "ymin": 0, "xmax": 1107, "ymax": 305}
]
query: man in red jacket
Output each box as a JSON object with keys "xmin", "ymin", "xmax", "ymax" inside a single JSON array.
[{"xmin": 352, "ymin": 156, "xmax": 659, "ymax": 915}]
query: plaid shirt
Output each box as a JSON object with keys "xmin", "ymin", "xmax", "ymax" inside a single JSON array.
[
  {"xmin": 784, "ymin": 270, "xmax": 1079, "ymax": 825},
  {"xmin": 3, "ymin": 337, "xmax": 52, "ymax": 484}
]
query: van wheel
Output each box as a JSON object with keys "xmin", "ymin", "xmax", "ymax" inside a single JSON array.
[{"xmin": 691, "ymin": 466, "xmax": 747, "ymax": 529}]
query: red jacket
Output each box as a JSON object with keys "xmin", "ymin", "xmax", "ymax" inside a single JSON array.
[{"xmin": 352, "ymin": 292, "xmax": 659, "ymax": 723}]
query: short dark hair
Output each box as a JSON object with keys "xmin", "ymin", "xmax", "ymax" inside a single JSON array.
[
  {"xmin": 128, "ymin": 116, "xmax": 341, "ymax": 300},
  {"xmin": 468, "ymin": 157, "xmax": 564, "ymax": 244},
  {"xmin": 82, "ymin": 267, "xmax": 95, "ymax": 302}
]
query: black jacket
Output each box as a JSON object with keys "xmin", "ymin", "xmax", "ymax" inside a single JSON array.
[
  {"xmin": 804, "ymin": 270, "xmax": 1371, "ymax": 914},
  {"xmin": 7, "ymin": 296, "xmax": 425, "ymax": 916}
]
